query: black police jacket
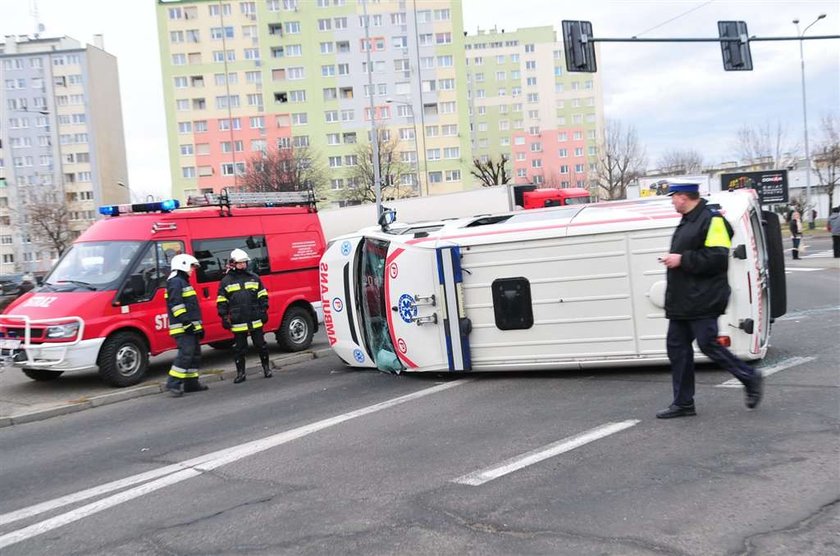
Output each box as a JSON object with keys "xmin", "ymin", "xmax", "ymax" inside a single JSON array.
[
  {"xmin": 664, "ymin": 199, "xmax": 733, "ymax": 320},
  {"xmin": 165, "ymin": 271, "xmax": 203, "ymax": 336},
  {"xmin": 216, "ymin": 269, "xmax": 269, "ymax": 331}
]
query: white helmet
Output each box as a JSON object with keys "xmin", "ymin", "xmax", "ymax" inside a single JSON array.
[
  {"xmin": 171, "ymin": 254, "xmax": 199, "ymax": 272},
  {"xmin": 230, "ymin": 248, "xmax": 250, "ymax": 263}
]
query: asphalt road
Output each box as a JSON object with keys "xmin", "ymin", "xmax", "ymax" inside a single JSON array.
[{"xmin": 0, "ymin": 237, "xmax": 837, "ymax": 555}]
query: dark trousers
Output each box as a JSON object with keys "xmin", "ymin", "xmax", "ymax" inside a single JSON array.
[
  {"xmin": 233, "ymin": 328, "xmax": 268, "ymax": 367},
  {"xmin": 666, "ymin": 318, "xmax": 757, "ymax": 407},
  {"xmin": 167, "ymin": 334, "xmax": 201, "ymax": 389},
  {"xmin": 833, "ymin": 235, "xmax": 840, "ymax": 258}
]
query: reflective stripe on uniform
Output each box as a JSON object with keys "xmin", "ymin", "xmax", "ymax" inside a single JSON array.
[
  {"xmin": 169, "ymin": 323, "xmax": 185, "ymax": 335},
  {"xmin": 169, "ymin": 366, "xmax": 190, "ymax": 379},
  {"xmin": 192, "ymin": 321, "xmax": 203, "ymax": 331},
  {"xmin": 705, "ymin": 216, "xmax": 732, "ymax": 248},
  {"xmin": 251, "ymin": 319, "xmax": 263, "ymax": 329},
  {"xmin": 182, "ymin": 288, "xmax": 197, "ymax": 298},
  {"xmin": 225, "ymin": 283, "xmax": 242, "ymax": 293},
  {"xmin": 231, "ymin": 323, "xmax": 249, "ymax": 332},
  {"xmin": 257, "ymin": 289, "xmax": 268, "ymax": 298},
  {"xmin": 244, "ymin": 281, "xmax": 259, "ymax": 290},
  {"xmin": 216, "ymin": 295, "xmax": 228, "ymax": 303},
  {"xmin": 171, "ymin": 303, "xmax": 187, "ymax": 317}
]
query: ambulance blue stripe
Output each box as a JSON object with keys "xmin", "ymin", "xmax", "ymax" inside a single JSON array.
[{"xmin": 437, "ymin": 246, "xmax": 470, "ymax": 371}]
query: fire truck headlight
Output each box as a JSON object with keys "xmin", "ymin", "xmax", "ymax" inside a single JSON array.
[{"xmin": 46, "ymin": 322, "xmax": 81, "ymax": 339}]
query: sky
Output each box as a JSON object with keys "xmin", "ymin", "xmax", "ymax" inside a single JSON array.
[{"xmin": 1, "ymin": 0, "xmax": 838, "ymax": 200}]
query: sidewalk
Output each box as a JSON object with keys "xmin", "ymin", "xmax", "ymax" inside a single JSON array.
[{"xmin": 0, "ymin": 335, "xmax": 333, "ymax": 428}]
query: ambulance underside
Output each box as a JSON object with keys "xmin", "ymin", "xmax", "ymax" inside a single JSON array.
[{"xmin": 385, "ymin": 225, "xmax": 764, "ymax": 373}]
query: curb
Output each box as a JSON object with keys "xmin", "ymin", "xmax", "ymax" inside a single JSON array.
[{"xmin": 0, "ymin": 347, "xmax": 333, "ymax": 429}]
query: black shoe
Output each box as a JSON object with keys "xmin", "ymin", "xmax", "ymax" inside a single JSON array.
[
  {"xmin": 166, "ymin": 386, "xmax": 184, "ymax": 398},
  {"xmin": 233, "ymin": 372, "xmax": 246, "ymax": 384},
  {"xmin": 745, "ymin": 374, "xmax": 763, "ymax": 409},
  {"xmin": 185, "ymin": 383, "xmax": 209, "ymax": 392},
  {"xmin": 656, "ymin": 404, "xmax": 697, "ymax": 419},
  {"xmin": 263, "ymin": 368, "xmax": 273, "ymax": 378}
]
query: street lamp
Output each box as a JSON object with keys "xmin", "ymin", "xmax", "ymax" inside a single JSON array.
[
  {"xmin": 386, "ymin": 97, "xmax": 423, "ymax": 196},
  {"xmin": 793, "ymin": 13, "xmax": 827, "ymax": 209},
  {"xmin": 361, "ymin": 0, "xmax": 383, "ymax": 218}
]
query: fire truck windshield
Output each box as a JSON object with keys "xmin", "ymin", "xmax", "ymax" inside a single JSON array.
[
  {"xmin": 357, "ymin": 238, "xmax": 404, "ymax": 373},
  {"xmin": 45, "ymin": 241, "xmax": 144, "ymax": 291}
]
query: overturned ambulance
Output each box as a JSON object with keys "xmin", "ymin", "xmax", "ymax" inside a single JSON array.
[{"xmin": 319, "ymin": 189, "xmax": 786, "ymax": 373}]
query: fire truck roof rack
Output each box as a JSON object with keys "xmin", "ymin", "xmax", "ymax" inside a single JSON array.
[{"xmin": 186, "ymin": 188, "xmax": 316, "ymax": 214}]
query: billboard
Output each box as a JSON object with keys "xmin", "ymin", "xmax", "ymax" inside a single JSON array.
[
  {"xmin": 720, "ymin": 170, "xmax": 788, "ymax": 205},
  {"xmin": 637, "ymin": 175, "xmax": 711, "ymax": 198}
]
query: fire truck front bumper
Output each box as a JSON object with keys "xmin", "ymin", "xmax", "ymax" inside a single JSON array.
[{"xmin": 1, "ymin": 337, "xmax": 106, "ymax": 373}]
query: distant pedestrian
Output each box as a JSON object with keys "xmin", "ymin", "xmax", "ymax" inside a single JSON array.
[
  {"xmin": 789, "ymin": 211, "xmax": 802, "ymax": 260},
  {"xmin": 828, "ymin": 206, "xmax": 840, "ymax": 258},
  {"xmin": 656, "ymin": 182, "xmax": 763, "ymax": 419},
  {"xmin": 217, "ymin": 248, "xmax": 272, "ymax": 384},
  {"xmin": 809, "ymin": 208, "xmax": 817, "ymax": 230},
  {"xmin": 165, "ymin": 254, "xmax": 208, "ymax": 397}
]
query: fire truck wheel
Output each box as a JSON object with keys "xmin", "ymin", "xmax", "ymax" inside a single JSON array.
[
  {"xmin": 22, "ymin": 369, "xmax": 64, "ymax": 381},
  {"xmin": 98, "ymin": 331, "xmax": 149, "ymax": 387},
  {"xmin": 277, "ymin": 306, "xmax": 314, "ymax": 352},
  {"xmin": 208, "ymin": 340, "xmax": 234, "ymax": 350}
]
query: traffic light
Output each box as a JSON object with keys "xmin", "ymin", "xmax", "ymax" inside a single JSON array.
[
  {"xmin": 718, "ymin": 21, "xmax": 753, "ymax": 71},
  {"xmin": 562, "ymin": 20, "xmax": 597, "ymax": 73}
]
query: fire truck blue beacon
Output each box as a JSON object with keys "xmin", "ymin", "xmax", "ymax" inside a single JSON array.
[{"xmin": 319, "ymin": 189, "xmax": 786, "ymax": 374}]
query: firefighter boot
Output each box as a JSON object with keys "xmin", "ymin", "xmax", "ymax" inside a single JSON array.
[
  {"xmin": 233, "ymin": 358, "xmax": 247, "ymax": 384},
  {"xmin": 261, "ymin": 353, "xmax": 273, "ymax": 378},
  {"xmin": 184, "ymin": 376, "xmax": 208, "ymax": 392}
]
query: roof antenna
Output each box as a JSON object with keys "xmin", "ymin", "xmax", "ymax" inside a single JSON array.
[{"xmin": 31, "ymin": 0, "xmax": 45, "ymax": 38}]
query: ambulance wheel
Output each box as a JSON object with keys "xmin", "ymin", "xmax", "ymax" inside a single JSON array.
[
  {"xmin": 22, "ymin": 369, "xmax": 64, "ymax": 381},
  {"xmin": 209, "ymin": 340, "xmax": 234, "ymax": 350},
  {"xmin": 277, "ymin": 306, "xmax": 314, "ymax": 352},
  {"xmin": 98, "ymin": 331, "xmax": 149, "ymax": 387}
]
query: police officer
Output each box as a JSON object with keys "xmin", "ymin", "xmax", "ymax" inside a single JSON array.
[
  {"xmin": 165, "ymin": 254, "xmax": 208, "ymax": 397},
  {"xmin": 657, "ymin": 182, "xmax": 763, "ymax": 418},
  {"xmin": 217, "ymin": 248, "xmax": 271, "ymax": 383}
]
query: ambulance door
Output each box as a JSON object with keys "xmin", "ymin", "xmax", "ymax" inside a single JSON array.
[{"xmin": 383, "ymin": 242, "xmax": 470, "ymax": 372}]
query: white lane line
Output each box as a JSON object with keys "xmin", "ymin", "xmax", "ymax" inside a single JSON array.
[
  {"xmin": 716, "ymin": 356, "xmax": 816, "ymax": 388},
  {"xmin": 786, "ymin": 268, "xmax": 823, "ymax": 272},
  {"xmin": 451, "ymin": 420, "xmax": 640, "ymax": 487},
  {"xmin": 0, "ymin": 379, "xmax": 468, "ymax": 549}
]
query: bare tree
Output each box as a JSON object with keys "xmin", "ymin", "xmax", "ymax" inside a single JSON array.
[
  {"xmin": 734, "ymin": 121, "xmax": 799, "ymax": 169},
  {"xmin": 240, "ymin": 145, "xmax": 327, "ymax": 197},
  {"xmin": 471, "ymin": 154, "xmax": 511, "ymax": 186},
  {"xmin": 25, "ymin": 192, "xmax": 74, "ymax": 257},
  {"xmin": 343, "ymin": 130, "xmax": 412, "ymax": 204},
  {"xmin": 594, "ymin": 120, "xmax": 647, "ymax": 200},
  {"xmin": 813, "ymin": 113, "xmax": 840, "ymax": 212},
  {"xmin": 656, "ymin": 149, "xmax": 704, "ymax": 174}
]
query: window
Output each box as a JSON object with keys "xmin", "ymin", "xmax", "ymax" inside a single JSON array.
[
  {"xmin": 445, "ymin": 170, "xmax": 461, "ymax": 182},
  {"xmin": 443, "ymin": 147, "xmax": 460, "ymax": 159},
  {"xmin": 326, "ymin": 133, "xmax": 340, "ymax": 145},
  {"xmin": 428, "ymin": 171, "xmax": 442, "ymax": 183},
  {"xmin": 194, "ymin": 236, "xmax": 269, "ymax": 283}
]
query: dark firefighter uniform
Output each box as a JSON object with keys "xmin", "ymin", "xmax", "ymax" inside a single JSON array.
[
  {"xmin": 664, "ymin": 197, "xmax": 761, "ymax": 411},
  {"xmin": 165, "ymin": 271, "xmax": 205, "ymax": 396},
  {"xmin": 217, "ymin": 268, "xmax": 271, "ymax": 382}
]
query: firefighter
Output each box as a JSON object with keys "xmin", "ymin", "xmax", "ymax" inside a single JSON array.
[
  {"xmin": 165, "ymin": 254, "xmax": 208, "ymax": 397},
  {"xmin": 217, "ymin": 248, "xmax": 272, "ymax": 383}
]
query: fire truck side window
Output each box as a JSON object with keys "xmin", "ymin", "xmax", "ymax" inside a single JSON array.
[
  {"xmin": 121, "ymin": 241, "xmax": 184, "ymax": 303},
  {"xmin": 192, "ymin": 236, "xmax": 269, "ymax": 283}
]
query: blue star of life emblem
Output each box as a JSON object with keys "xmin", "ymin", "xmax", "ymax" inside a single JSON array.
[
  {"xmin": 398, "ymin": 294, "xmax": 417, "ymax": 324},
  {"xmin": 353, "ymin": 348, "xmax": 365, "ymax": 363},
  {"xmin": 340, "ymin": 241, "xmax": 352, "ymax": 256}
]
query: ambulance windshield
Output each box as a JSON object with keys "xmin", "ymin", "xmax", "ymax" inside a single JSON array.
[
  {"xmin": 46, "ymin": 241, "xmax": 143, "ymax": 291},
  {"xmin": 357, "ymin": 238, "xmax": 404, "ymax": 373}
]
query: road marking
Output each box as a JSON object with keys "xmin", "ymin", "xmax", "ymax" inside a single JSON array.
[
  {"xmin": 0, "ymin": 379, "xmax": 468, "ymax": 550},
  {"xmin": 716, "ymin": 356, "xmax": 816, "ymax": 388},
  {"xmin": 451, "ymin": 420, "xmax": 639, "ymax": 487},
  {"xmin": 786, "ymin": 268, "xmax": 823, "ymax": 272}
]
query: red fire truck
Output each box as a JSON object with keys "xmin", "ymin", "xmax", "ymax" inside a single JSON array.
[{"xmin": 0, "ymin": 191, "xmax": 325, "ymax": 387}]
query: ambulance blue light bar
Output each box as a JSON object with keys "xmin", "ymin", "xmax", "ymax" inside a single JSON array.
[{"xmin": 98, "ymin": 199, "xmax": 180, "ymax": 216}]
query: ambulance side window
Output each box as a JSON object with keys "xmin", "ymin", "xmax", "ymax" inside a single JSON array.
[{"xmin": 192, "ymin": 236, "xmax": 268, "ymax": 283}]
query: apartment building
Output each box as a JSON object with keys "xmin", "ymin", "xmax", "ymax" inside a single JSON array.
[
  {"xmin": 0, "ymin": 35, "xmax": 129, "ymax": 275},
  {"xmin": 156, "ymin": 0, "xmax": 472, "ymax": 205},
  {"xmin": 465, "ymin": 26, "xmax": 603, "ymax": 189}
]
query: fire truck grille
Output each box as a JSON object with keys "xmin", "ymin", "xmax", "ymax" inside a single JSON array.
[{"xmin": 0, "ymin": 328, "xmax": 45, "ymax": 340}]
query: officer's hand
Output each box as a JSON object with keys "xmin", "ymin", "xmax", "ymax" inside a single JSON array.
[{"xmin": 221, "ymin": 318, "xmax": 231, "ymax": 330}]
